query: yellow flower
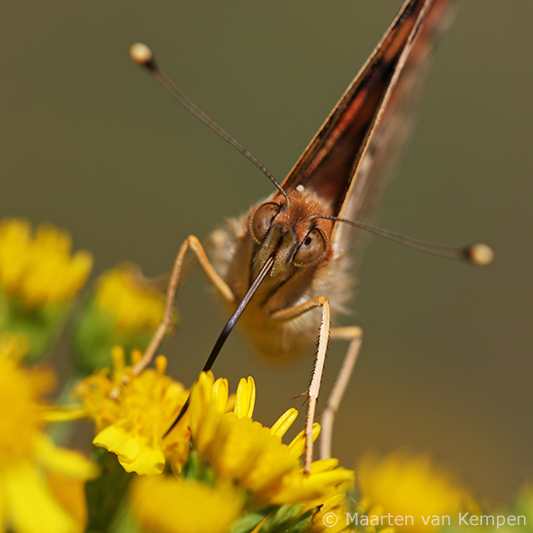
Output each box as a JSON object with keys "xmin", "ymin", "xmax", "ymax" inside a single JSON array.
[
  {"xmin": 357, "ymin": 451, "xmax": 475, "ymax": 533},
  {"xmin": 0, "ymin": 334, "xmax": 98, "ymax": 533},
  {"xmin": 73, "ymin": 264, "xmax": 169, "ymax": 372},
  {"xmin": 94, "ymin": 264, "xmax": 167, "ymax": 333},
  {"xmin": 75, "ymin": 346, "xmax": 190, "ymax": 475},
  {"xmin": 0, "ymin": 217, "xmax": 92, "ymax": 309},
  {"xmin": 188, "ymin": 372, "xmax": 355, "ymax": 507},
  {"xmin": 129, "ymin": 476, "xmax": 244, "ymax": 533}
]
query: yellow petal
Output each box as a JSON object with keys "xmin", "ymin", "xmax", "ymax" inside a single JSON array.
[
  {"xmin": 34, "ymin": 435, "xmax": 99, "ymax": 480},
  {"xmin": 93, "ymin": 425, "xmax": 164, "ymax": 475},
  {"xmin": 288, "ymin": 422, "xmax": 321, "ymax": 458},
  {"xmin": 212, "ymin": 378, "xmax": 229, "ymax": 413},
  {"xmin": 120, "ymin": 444, "xmax": 165, "ymax": 476},
  {"xmin": 193, "ymin": 401, "xmax": 222, "ymax": 456},
  {"xmin": 4, "ymin": 460, "xmax": 80, "ymax": 533},
  {"xmin": 209, "ymin": 415, "xmax": 264, "ymax": 480},
  {"xmin": 270, "ymin": 408, "xmax": 298, "ymax": 438},
  {"xmin": 267, "ymin": 466, "xmax": 355, "ymax": 505},
  {"xmin": 46, "ymin": 474, "xmax": 88, "ymax": 529},
  {"xmin": 234, "ymin": 376, "xmax": 255, "ymax": 419},
  {"xmin": 0, "ymin": 478, "xmax": 7, "ymax": 532},
  {"xmin": 130, "ymin": 476, "xmax": 244, "ymax": 533},
  {"xmin": 93, "ymin": 425, "xmax": 140, "ymax": 463},
  {"xmin": 308, "ymin": 457, "xmax": 339, "ymax": 474},
  {"xmin": 241, "ymin": 442, "xmax": 298, "ymax": 494},
  {"xmin": 317, "ymin": 490, "xmax": 346, "ymax": 513},
  {"xmin": 39, "ymin": 406, "xmax": 88, "ymax": 423},
  {"xmin": 189, "ymin": 372, "xmax": 215, "ymax": 437}
]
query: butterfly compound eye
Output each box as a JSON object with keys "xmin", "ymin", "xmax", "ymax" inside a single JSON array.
[
  {"xmin": 250, "ymin": 203, "xmax": 281, "ymax": 244},
  {"xmin": 293, "ymin": 229, "xmax": 327, "ymax": 266}
]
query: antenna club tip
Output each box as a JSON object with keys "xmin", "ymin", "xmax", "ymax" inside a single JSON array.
[
  {"xmin": 130, "ymin": 43, "xmax": 153, "ymax": 65},
  {"xmin": 467, "ymin": 243, "xmax": 494, "ymax": 266}
]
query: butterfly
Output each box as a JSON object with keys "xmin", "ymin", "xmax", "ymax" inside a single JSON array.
[{"xmin": 127, "ymin": 0, "xmax": 491, "ymax": 471}]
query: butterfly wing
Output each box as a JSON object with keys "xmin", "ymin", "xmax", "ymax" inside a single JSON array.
[{"xmin": 277, "ymin": 0, "xmax": 457, "ymax": 259}]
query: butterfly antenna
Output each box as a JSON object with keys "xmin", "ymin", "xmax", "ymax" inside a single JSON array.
[
  {"xmin": 314, "ymin": 215, "xmax": 494, "ymax": 266},
  {"xmin": 130, "ymin": 43, "xmax": 290, "ymax": 204}
]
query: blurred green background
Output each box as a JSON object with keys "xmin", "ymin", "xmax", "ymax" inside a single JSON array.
[{"xmin": 1, "ymin": 1, "xmax": 531, "ymax": 503}]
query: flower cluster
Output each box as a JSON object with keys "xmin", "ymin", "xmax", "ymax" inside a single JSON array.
[
  {"xmin": 0, "ymin": 218, "xmax": 92, "ymax": 310},
  {"xmin": 0, "ymin": 218, "xmax": 92, "ymax": 360},
  {"xmin": 73, "ymin": 263, "xmax": 169, "ymax": 373},
  {"xmin": 94, "ymin": 264, "xmax": 167, "ymax": 333},
  {"xmin": 0, "ymin": 334, "xmax": 98, "ymax": 533}
]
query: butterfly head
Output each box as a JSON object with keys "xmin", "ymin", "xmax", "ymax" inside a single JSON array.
[{"xmin": 248, "ymin": 190, "xmax": 334, "ymax": 280}]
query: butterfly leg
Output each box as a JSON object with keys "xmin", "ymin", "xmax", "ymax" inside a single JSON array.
[
  {"xmin": 271, "ymin": 295, "xmax": 331, "ymax": 473},
  {"xmin": 111, "ymin": 236, "xmax": 235, "ymax": 397},
  {"xmin": 319, "ymin": 326, "xmax": 363, "ymax": 460}
]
